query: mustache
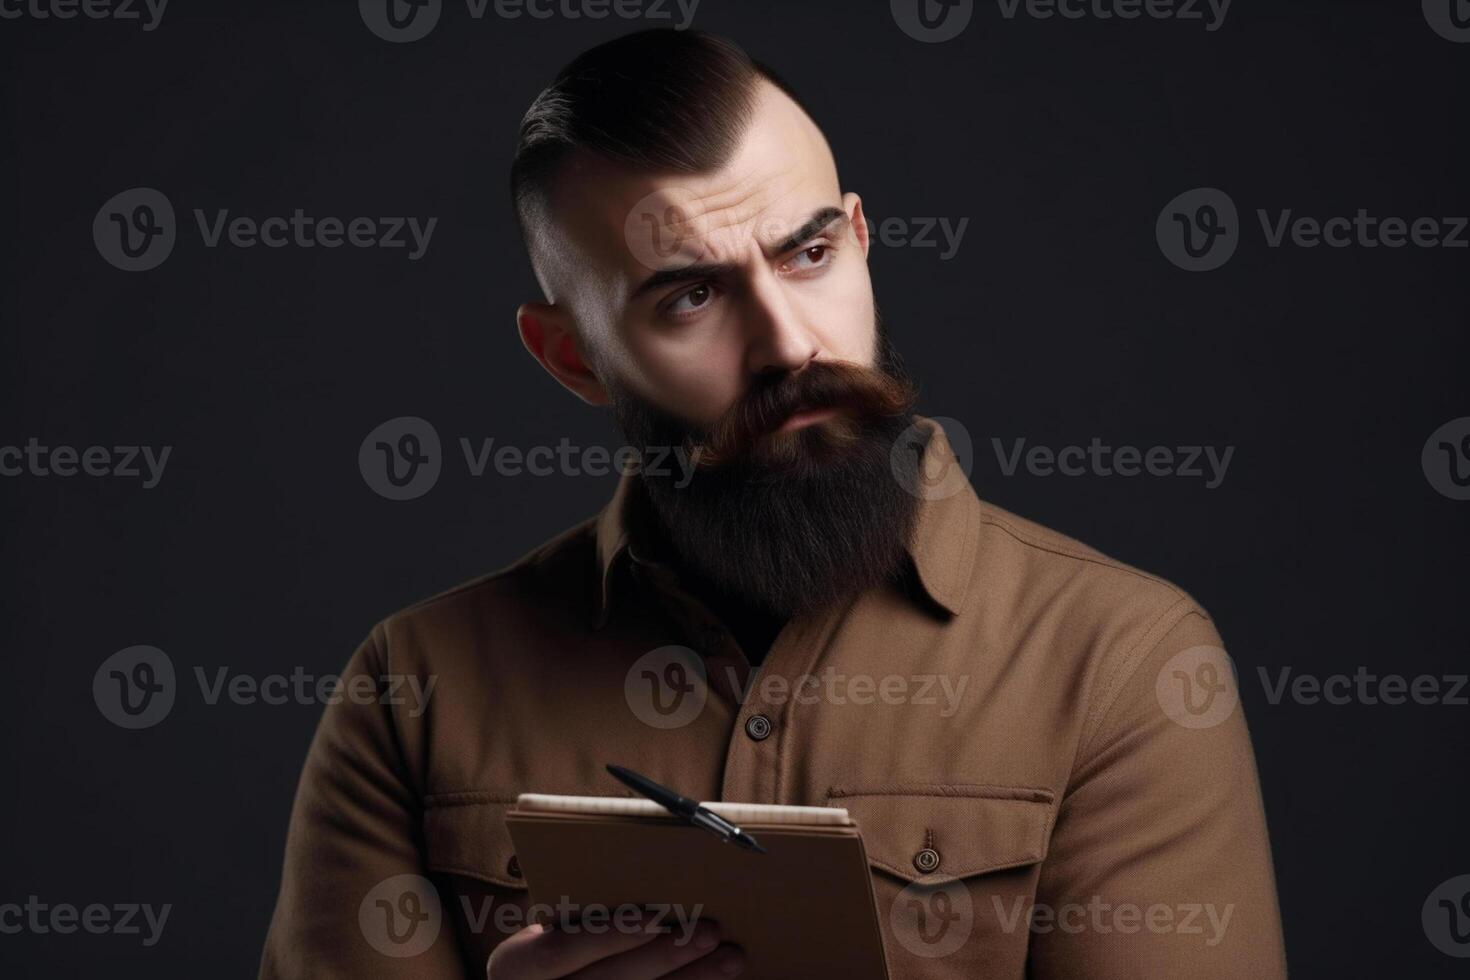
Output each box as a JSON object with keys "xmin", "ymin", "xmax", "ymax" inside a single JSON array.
[{"xmin": 692, "ymin": 360, "xmax": 916, "ymax": 468}]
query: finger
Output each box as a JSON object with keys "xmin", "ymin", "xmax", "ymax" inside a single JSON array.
[
  {"xmin": 654, "ymin": 944, "xmax": 745, "ymax": 979},
  {"xmin": 487, "ymin": 922, "xmax": 546, "ymax": 978},
  {"xmin": 567, "ymin": 919, "xmax": 723, "ymax": 980},
  {"xmin": 487, "ymin": 920, "xmax": 662, "ymax": 979}
]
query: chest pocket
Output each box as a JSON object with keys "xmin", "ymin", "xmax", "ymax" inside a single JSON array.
[
  {"xmin": 423, "ymin": 794, "xmax": 528, "ymax": 888},
  {"xmin": 422, "ymin": 794, "xmax": 530, "ymax": 967},
  {"xmin": 827, "ymin": 784, "xmax": 1055, "ymax": 979}
]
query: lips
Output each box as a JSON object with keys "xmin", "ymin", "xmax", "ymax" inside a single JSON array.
[{"xmin": 774, "ymin": 406, "xmax": 841, "ymax": 434}]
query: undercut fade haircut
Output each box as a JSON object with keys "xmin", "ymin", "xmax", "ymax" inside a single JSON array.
[{"xmin": 510, "ymin": 29, "xmax": 806, "ymax": 255}]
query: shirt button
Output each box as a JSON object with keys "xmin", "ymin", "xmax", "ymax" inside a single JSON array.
[
  {"xmin": 506, "ymin": 855, "xmax": 522, "ymax": 879},
  {"xmin": 913, "ymin": 847, "xmax": 941, "ymax": 873},
  {"xmin": 745, "ymin": 714, "xmax": 772, "ymax": 741}
]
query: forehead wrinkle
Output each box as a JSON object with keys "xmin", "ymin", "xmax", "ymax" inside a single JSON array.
[
  {"xmin": 542, "ymin": 81, "xmax": 840, "ymax": 303},
  {"xmin": 679, "ymin": 161, "xmax": 822, "ymax": 262}
]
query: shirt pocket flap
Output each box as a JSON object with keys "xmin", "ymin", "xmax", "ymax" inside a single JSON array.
[
  {"xmin": 827, "ymin": 785, "xmax": 1056, "ymax": 883},
  {"xmin": 423, "ymin": 795, "xmax": 527, "ymax": 890}
]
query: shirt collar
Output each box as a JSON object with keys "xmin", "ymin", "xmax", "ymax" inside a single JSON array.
[{"xmin": 593, "ymin": 416, "xmax": 978, "ymax": 626}]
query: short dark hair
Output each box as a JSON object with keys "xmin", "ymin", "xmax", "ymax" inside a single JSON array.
[{"xmin": 510, "ymin": 30, "xmax": 803, "ymax": 253}]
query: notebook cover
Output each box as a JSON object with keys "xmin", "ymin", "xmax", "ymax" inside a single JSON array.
[{"xmin": 504, "ymin": 810, "xmax": 890, "ymax": 979}]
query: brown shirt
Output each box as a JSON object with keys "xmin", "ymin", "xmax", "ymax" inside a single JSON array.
[{"xmin": 260, "ymin": 420, "xmax": 1286, "ymax": 978}]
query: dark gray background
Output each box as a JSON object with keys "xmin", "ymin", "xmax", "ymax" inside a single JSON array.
[{"xmin": 1, "ymin": 0, "xmax": 1467, "ymax": 975}]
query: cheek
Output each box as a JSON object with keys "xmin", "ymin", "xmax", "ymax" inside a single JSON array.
[
  {"xmin": 617, "ymin": 323, "xmax": 747, "ymax": 425},
  {"xmin": 800, "ymin": 260, "xmax": 877, "ymax": 366}
]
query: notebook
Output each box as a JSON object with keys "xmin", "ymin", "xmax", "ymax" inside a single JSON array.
[{"xmin": 504, "ymin": 793, "xmax": 891, "ymax": 979}]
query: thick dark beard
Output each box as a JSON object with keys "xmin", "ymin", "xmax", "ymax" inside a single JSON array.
[{"xmin": 606, "ymin": 326, "xmax": 924, "ymax": 619}]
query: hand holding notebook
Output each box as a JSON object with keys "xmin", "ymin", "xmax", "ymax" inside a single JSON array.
[{"xmin": 497, "ymin": 768, "xmax": 891, "ymax": 980}]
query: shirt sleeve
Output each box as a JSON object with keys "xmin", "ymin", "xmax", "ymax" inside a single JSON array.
[
  {"xmin": 259, "ymin": 626, "xmax": 468, "ymax": 978},
  {"xmin": 1028, "ymin": 602, "xmax": 1287, "ymax": 978}
]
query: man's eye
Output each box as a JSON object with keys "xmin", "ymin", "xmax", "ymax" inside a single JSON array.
[
  {"xmin": 788, "ymin": 244, "xmax": 831, "ymax": 271},
  {"xmin": 667, "ymin": 283, "xmax": 716, "ymax": 316}
]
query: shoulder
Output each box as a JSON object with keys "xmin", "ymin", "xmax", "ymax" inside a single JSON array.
[
  {"xmin": 973, "ymin": 497, "xmax": 1205, "ymax": 625},
  {"xmin": 370, "ymin": 514, "xmax": 603, "ymax": 672},
  {"xmin": 971, "ymin": 498, "xmax": 1227, "ymax": 748}
]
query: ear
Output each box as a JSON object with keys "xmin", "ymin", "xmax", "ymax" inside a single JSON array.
[
  {"xmin": 516, "ymin": 302, "xmax": 609, "ymax": 406},
  {"xmin": 843, "ymin": 192, "xmax": 871, "ymax": 260}
]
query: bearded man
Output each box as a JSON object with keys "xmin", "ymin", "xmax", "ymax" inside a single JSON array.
[{"xmin": 261, "ymin": 29, "xmax": 1286, "ymax": 980}]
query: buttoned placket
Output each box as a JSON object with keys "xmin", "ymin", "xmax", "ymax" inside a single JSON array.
[{"xmin": 628, "ymin": 549, "xmax": 846, "ymax": 806}]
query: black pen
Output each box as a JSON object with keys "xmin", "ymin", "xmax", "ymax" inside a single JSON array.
[{"xmin": 606, "ymin": 764, "xmax": 767, "ymax": 854}]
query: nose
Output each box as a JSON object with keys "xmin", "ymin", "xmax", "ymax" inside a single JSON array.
[{"xmin": 741, "ymin": 271, "xmax": 820, "ymax": 376}]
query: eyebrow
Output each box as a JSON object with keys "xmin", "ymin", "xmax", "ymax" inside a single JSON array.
[
  {"xmin": 767, "ymin": 205, "xmax": 848, "ymax": 255},
  {"xmin": 628, "ymin": 205, "xmax": 849, "ymax": 301}
]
